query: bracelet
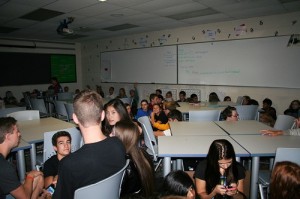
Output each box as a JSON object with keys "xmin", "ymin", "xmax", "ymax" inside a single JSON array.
[{"xmin": 26, "ymin": 175, "xmax": 34, "ymax": 180}]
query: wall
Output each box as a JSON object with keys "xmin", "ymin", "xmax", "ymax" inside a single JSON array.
[
  {"xmin": 81, "ymin": 11, "xmax": 300, "ymax": 115},
  {"xmin": 0, "ymin": 41, "xmax": 82, "ymax": 101}
]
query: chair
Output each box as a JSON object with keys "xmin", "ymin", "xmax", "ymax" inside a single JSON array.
[
  {"xmin": 258, "ymin": 147, "xmax": 300, "ymax": 199},
  {"xmin": 64, "ymin": 103, "xmax": 74, "ymax": 122},
  {"xmin": 137, "ymin": 116, "xmax": 162, "ymax": 171},
  {"xmin": 57, "ymin": 92, "xmax": 74, "ymax": 101},
  {"xmin": 74, "ymin": 159, "xmax": 130, "ymax": 199},
  {"xmin": 120, "ymin": 97, "xmax": 133, "ymax": 105},
  {"xmin": 273, "ymin": 114, "xmax": 296, "ymax": 130},
  {"xmin": 22, "ymin": 92, "xmax": 32, "ymax": 109},
  {"xmin": 235, "ymin": 105, "xmax": 259, "ymax": 120},
  {"xmin": 43, "ymin": 127, "xmax": 82, "ymax": 163},
  {"xmin": 0, "ymin": 106, "xmax": 26, "ymax": 117},
  {"xmin": 30, "ymin": 98, "xmax": 49, "ymax": 118},
  {"xmin": 7, "ymin": 110, "xmax": 40, "ymax": 121},
  {"xmin": 53, "ymin": 100, "xmax": 69, "ymax": 121},
  {"xmin": 188, "ymin": 110, "xmax": 221, "ymax": 122}
]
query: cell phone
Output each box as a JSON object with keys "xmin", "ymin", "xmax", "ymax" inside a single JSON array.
[{"xmin": 46, "ymin": 184, "xmax": 55, "ymax": 195}]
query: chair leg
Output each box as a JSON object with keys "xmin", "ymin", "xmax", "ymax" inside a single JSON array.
[
  {"xmin": 154, "ymin": 159, "xmax": 163, "ymax": 172},
  {"xmin": 258, "ymin": 184, "xmax": 266, "ymax": 199}
]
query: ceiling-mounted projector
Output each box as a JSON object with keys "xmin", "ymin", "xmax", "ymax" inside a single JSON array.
[{"xmin": 57, "ymin": 17, "xmax": 75, "ymax": 36}]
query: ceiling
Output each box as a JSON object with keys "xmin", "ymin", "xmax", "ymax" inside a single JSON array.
[{"xmin": 0, "ymin": 0, "xmax": 300, "ymax": 43}]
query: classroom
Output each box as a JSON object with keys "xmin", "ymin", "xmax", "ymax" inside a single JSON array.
[{"xmin": 0, "ymin": 1, "xmax": 300, "ymax": 199}]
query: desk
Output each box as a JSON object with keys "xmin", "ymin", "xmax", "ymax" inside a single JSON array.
[
  {"xmin": 170, "ymin": 121, "xmax": 227, "ymax": 136},
  {"xmin": 19, "ymin": 117, "xmax": 76, "ymax": 171},
  {"xmin": 11, "ymin": 139, "xmax": 31, "ymax": 181},
  {"xmin": 158, "ymin": 135, "xmax": 250, "ymax": 176},
  {"xmin": 230, "ymin": 135, "xmax": 300, "ymax": 199},
  {"xmin": 215, "ymin": 120, "xmax": 274, "ymax": 135}
]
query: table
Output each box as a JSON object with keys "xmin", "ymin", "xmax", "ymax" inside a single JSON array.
[
  {"xmin": 170, "ymin": 121, "xmax": 227, "ymax": 136},
  {"xmin": 19, "ymin": 117, "xmax": 76, "ymax": 174},
  {"xmin": 230, "ymin": 135, "xmax": 300, "ymax": 199},
  {"xmin": 11, "ymin": 139, "xmax": 31, "ymax": 181},
  {"xmin": 215, "ymin": 120, "xmax": 275, "ymax": 135},
  {"xmin": 158, "ymin": 135, "xmax": 250, "ymax": 176}
]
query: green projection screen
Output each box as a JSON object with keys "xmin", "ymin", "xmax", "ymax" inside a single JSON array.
[{"xmin": 51, "ymin": 54, "xmax": 76, "ymax": 83}]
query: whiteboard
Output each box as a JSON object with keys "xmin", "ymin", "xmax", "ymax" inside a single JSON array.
[
  {"xmin": 100, "ymin": 46, "xmax": 177, "ymax": 84},
  {"xmin": 178, "ymin": 36, "xmax": 300, "ymax": 88}
]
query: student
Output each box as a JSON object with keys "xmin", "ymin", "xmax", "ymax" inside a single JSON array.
[
  {"xmin": 177, "ymin": 91, "xmax": 187, "ymax": 102},
  {"xmin": 152, "ymin": 109, "xmax": 183, "ymax": 136},
  {"xmin": 269, "ymin": 161, "xmax": 300, "ymax": 199},
  {"xmin": 208, "ymin": 92, "xmax": 220, "ymax": 103},
  {"xmin": 160, "ymin": 170, "xmax": 196, "ymax": 199},
  {"xmin": 194, "ymin": 139, "xmax": 246, "ymax": 199},
  {"xmin": 96, "ymin": 85, "xmax": 105, "ymax": 98},
  {"xmin": 43, "ymin": 131, "xmax": 71, "ymax": 188},
  {"xmin": 284, "ymin": 99, "xmax": 300, "ymax": 118},
  {"xmin": 259, "ymin": 98, "xmax": 277, "ymax": 126},
  {"xmin": 53, "ymin": 90, "xmax": 126, "ymax": 199},
  {"xmin": 220, "ymin": 106, "xmax": 239, "ymax": 121},
  {"xmin": 261, "ymin": 117, "xmax": 300, "ymax": 136},
  {"xmin": 114, "ymin": 121, "xmax": 155, "ymax": 198},
  {"xmin": 48, "ymin": 77, "xmax": 62, "ymax": 94},
  {"xmin": 129, "ymin": 83, "xmax": 139, "ymax": 117},
  {"xmin": 3, "ymin": 91, "xmax": 18, "ymax": 106},
  {"xmin": 157, "ymin": 95, "xmax": 164, "ymax": 105},
  {"xmin": 106, "ymin": 86, "xmax": 116, "ymax": 99},
  {"xmin": 135, "ymin": 100, "xmax": 152, "ymax": 120},
  {"xmin": 223, "ymin": 96, "xmax": 231, "ymax": 102},
  {"xmin": 155, "ymin": 89, "xmax": 162, "ymax": 96},
  {"xmin": 148, "ymin": 93, "xmax": 158, "ymax": 111},
  {"xmin": 117, "ymin": 88, "xmax": 128, "ymax": 98},
  {"xmin": 188, "ymin": 94, "xmax": 199, "ymax": 103},
  {"xmin": 0, "ymin": 117, "xmax": 46, "ymax": 199},
  {"xmin": 162, "ymin": 101, "xmax": 178, "ymax": 117},
  {"xmin": 63, "ymin": 86, "xmax": 69, "ymax": 93},
  {"xmin": 242, "ymin": 96, "xmax": 251, "ymax": 105},
  {"xmin": 165, "ymin": 91, "xmax": 174, "ymax": 102},
  {"xmin": 150, "ymin": 104, "xmax": 168, "ymax": 131},
  {"xmin": 103, "ymin": 98, "xmax": 131, "ymax": 136}
]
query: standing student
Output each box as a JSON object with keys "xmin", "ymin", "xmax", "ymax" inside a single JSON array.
[
  {"xmin": 194, "ymin": 139, "xmax": 246, "ymax": 199},
  {"xmin": 43, "ymin": 131, "xmax": 71, "ymax": 188},
  {"xmin": 269, "ymin": 161, "xmax": 300, "ymax": 199},
  {"xmin": 0, "ymin": 117, "xmax": 46, "ymax": 199},
  {"xmin": 53, "ymin": 90, "xmax": 126, "ymax": 199},
  {"xmin": 114, "ymin": 121, "xmax": 155, "ymax": 198}
]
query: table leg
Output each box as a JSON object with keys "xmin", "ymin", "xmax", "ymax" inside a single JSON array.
[
  {"xmin": 30, "ymin": 143, "xmax": 36, "ymax": 170},
  {"xmin": 163, "ymin": 157, "xmax": 171, "ymax": 177},
  {"xmin": 250, "ymin": 156, "xmax": 260, "ymax": 199},
  {"xmin": 176, "ymin": 158, "xmax": 183, "ymax": 170},
  {"xmin": 16, "ymin": 150, "xmax": 26, "ymax": 182}
]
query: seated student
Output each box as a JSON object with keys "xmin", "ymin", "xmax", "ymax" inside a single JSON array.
[
  {"xmin": 165, "ymin": 91, "xmax": 174, "ymax": 102},
  {"xmin": 63, "ymin": 86, "xmax": 69, "ymax": 93},
  {"xmin": 148, "ymin": 93, "xmax": 158, "ymax": 111},
  {"xmin": 177, "ymin": 91, "xmax": 187, "ymax": 102},
  {"xmin": 261, "ymin": 117, "xmax": 300, "ymax": 136},
  {"xmin": 150, "ymin": 104, "xmax": 168, "ymax": 131},
  {"xmin": 259, "ymin": 98, "xmax": 276, "ymax": 127},
  {"xmin": 223, "ymin": 96, "xmax": 232, "ymax": 102},
  {"xmin": 129, "ymin": 83, "xmax": 139, "ymax": 117},
  {"xmin": 269, "ymin": 161, "xmax": 300, "ymax": 199},
  {"xmin": 4, "ymin": 91, "xmax": 18, "ymax": 106},
  {"xmin": 152, "ymin": 109, "xmax": 182, "ymax": 136},
  {"xmin": 135, "ymin": 100, "xmax": 152, "ymax": 120},
  {"xmin": 106, "ymin": 86, "xmax": 116, "ymax": 99},
  {"xmin": 114, "ymin": 121, "xmax": 155, "ymax": 198},
  {"xmin": 162, "ymin": 101, "xmax": 178, "ymax": 116},
  {"xmin": 155, "ymin": 89, "xmax": 162, "ymax": 96},
  {"xmin": 208, "ymin": 92, "xmax": 220, "ymax": 103},
  {"xmin": 157, "ymin": 95, "xmax": 164, "ymax": 105},
  {"xmin": 188, "ymin": 94, "xmax": 199, "ymax": 103},
  {"xmin": 0, "ymin": 117, "xmax": 47, "ymax": 199},
  {"xmin": 96, "ymin": 85, "xmax": 105, "ymax": 98},
  {"xmin": 124, "ymin": 103, "xmax": 134, "ymax": 120},
  {"xmin": 117, "ymin": 88, "xmax": 128, "ymax": 98},
  {"xmin": 43, "ymin": 131, "xmax": 72, "ymax": 188},
  {"xmin": 194, "ymin": 139, "xmax": 246, "ymax": 199},
  {"xmin": 284, "ymin": 99, "xmax": 300, "ymax": 118},
  {"xmin": 220, "ymin": 106, "xmax": 239, "ymax": 121},
  {"xmin": 159, "ymin": 170, "xmax": 196, "ymax": 199},
  {"xmin": 242, "ymin": 95, "xmax": 251, "ymax": 105}
]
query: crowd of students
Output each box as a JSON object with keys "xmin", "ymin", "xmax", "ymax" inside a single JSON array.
[{"xmin": 1, "ymin": 85, "xmax": 300, "ymax": 199}]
